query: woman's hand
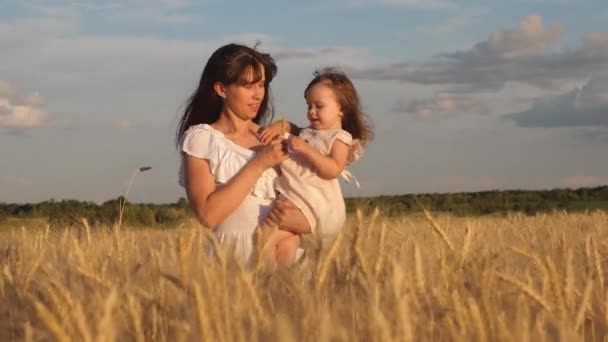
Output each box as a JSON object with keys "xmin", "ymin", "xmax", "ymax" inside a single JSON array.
[
  {"xmin": 258, "ymin": 120, "xmax": 290, "ymax": 144},
  {"xmin": 253, "ymin": 139, "xmax": 289, "ymax": 169},
  {"xmin": 265, "ymin": 200, "xmax": 311, "ymax": 234}
]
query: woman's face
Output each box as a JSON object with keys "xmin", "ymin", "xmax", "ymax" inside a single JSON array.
[{"xmin": 221, "ymin": 65, "xmax": 266, "ymax": 121}]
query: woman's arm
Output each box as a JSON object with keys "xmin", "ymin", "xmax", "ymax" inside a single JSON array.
[
  {"xmin": 185, "ymin": 140, "xmax": 288, "ymax": 227},
  {"xmin": 265, "ymin": 200, "xmax": 311, "ymax": 234},
  {"xmin": 289, "ymin": 136, "xmax": 350, "ymax": 180}
]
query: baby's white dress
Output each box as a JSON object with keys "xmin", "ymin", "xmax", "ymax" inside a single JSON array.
[
  {"xmin": 276, "ymin": 128, "xmax": 362, "ymax": 239},
  {"xmin": 179, "ymin": 124, "xmax": 279, "ymax": 262}
]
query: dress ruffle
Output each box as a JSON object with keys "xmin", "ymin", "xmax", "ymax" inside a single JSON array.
[
  {"xmin": 179, "ymin": 124, "xmax": 278, "ymax": 200},
  {"xmin": 298, "ymin": 128, "xmax": 364, "ymax": 187}
]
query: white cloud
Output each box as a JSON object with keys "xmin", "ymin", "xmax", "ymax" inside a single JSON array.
[
  {"xmin": 0, "ymin": 79, "xmax": 49, "ymax": 130},
  {"xmin": 115, "ymin": 119, "xmax": 134, "ymax": 129},
  {"xmin": 351, "ymin": 15, "xmax": 607, "ymax": 92},
  {"xmin": 1, "ymin": 32, "xmax": 217, "ymax": 88},
  {"xmin": 23, "ymin": 92, "xmax": 46, "ymax": 107},
  {"xmin": 0, "ymin": 17, "xmax": 76, "ymax": 45},
  {"xmin": 222, "ymin": 33, "xmax": 276, "ymax": 46},
  {"xmin": 348, "ymin": 0, "xmax": 454, "ymax": 9},
  {"xmin": 272, "ymin": 46, "xmax": 376, "ymax": 68},
  {"xmin": 519, "ymin": 0, "xmax": 582, "ymax": 4},
  {"xmin": 461, "ymin": 14, "xmax": 563, "ymax": 59},
  {"xmin": 581, "ymin": 32, "xmax": 608, "ymax": 58},
  {"xmin": 416, "ymin": 7, "xmax": 489, "ymax": 33},
  {"xmin": 397, "ymin": 93, "xmax": 487, "ymax": 118},
  {"xmin": 55, "ymin": 119, "xmax": 141, "ymax": 130},
  {"xmin": 505, "ymin": 77, "xmax": 608, "ymax": 127},
  {"xmin": 574, "ymin": 128, "xmax": 608, "ymax": 142},
  {"xmin": 0, "ymin": 5, "xmax": 381, "ymax": 134},
  {"xmin": 574, "ymin": 77, "xmax": 608, "ymax": 111},
  {"xmin": 0, "ymin": 99, "xmax": 48, "ymax": 129},
  {"xmin": 0, "ymin": 80, "xmax": 17, "ymax": 97},
  {"xmin": 561, "ymin": 176, "xmax": 607, "ymax": 188},
  {"xmin": 0, "ymin": 10, "xmax": 371, "ymax": 83},
  {"xmin": 21, "ymin": 1, "xmax": 82, "ymax": 20},
  {"xmin": 21, "ymin": 0, "xmax": 196, "ymax": 25},
  {"xmin": 273, "ymin": 47, "xmax": 345, "ymax": 61}
]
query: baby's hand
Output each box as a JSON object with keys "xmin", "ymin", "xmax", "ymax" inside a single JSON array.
[
  {"xmin": 287, "ymin": 136, "xmax": 309, "ymax": 154},
  {"xmin": 259, "ymin": 119, "xmax": 290, "ymax": 144}
]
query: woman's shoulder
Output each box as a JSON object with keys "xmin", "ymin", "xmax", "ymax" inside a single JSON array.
[
  {"xmin": 180, "ymin": 124, "xmax": 227, "ymax": 159},
  {"xmin": 183, "ymin": 123, "xmax": 224, "ymax": 140}
]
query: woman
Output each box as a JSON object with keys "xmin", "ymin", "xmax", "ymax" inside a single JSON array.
[{"xmin": 176, "ymin": 43, "xmax": 310, "ymax": 262}]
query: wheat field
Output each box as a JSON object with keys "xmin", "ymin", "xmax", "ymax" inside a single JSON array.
[{"xmin": 1, "ymin": 209, "xmax": 608, "ymax": 341}]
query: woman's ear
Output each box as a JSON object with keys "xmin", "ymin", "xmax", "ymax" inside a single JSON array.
[{"xmin": 213, "ymin": 82, "xmax": 227, "ymax": 99}]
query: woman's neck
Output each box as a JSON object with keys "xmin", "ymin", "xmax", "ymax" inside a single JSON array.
[{"xmin": 214, "ymin": 112, "xmax": 256, "ymax": 136}]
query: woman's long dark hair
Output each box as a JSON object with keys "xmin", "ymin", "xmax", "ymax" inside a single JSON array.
[{"xmin": 176, "ymin": 43, "xmax": 277, "ymax": 147}]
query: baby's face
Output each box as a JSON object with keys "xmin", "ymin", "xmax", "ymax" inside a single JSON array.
[{"xmin": 304, "ymin": 83, "xmax": 343, "ymax": 131}]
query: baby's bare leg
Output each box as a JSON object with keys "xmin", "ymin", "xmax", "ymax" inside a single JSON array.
[
  {"xmin": 259, "ymin": 224, "xmax": 297, "ymax": 265},
  {"xmin": 259, "ymin": 196, "xmax": 307, "ymax": 267},
  {"xmin": 275, "ymin": 234, "xmax": 301, "ymax": 268}
]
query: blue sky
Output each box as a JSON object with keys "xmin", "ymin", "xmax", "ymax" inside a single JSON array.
[{"xmin": 1, "ymin": 0, "xmax": 607, "ymax": 203}]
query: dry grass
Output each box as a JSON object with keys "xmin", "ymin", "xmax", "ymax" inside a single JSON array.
[{"xmin": 1, "ymin": 210, "xmax": 608, "ymax": 341}]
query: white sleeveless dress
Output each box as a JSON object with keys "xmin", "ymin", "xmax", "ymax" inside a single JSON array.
[
  {"xmin": 179, "ymin": 124, "xmax": 279, "ymax": 262},
  {"xmin": 276, "ymin": 128, "xmax": 362, "ymax": 239}
]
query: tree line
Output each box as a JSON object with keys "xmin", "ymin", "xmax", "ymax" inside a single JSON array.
[
  {"xmin": 0, "ymin": 197, "xmax": 192, "ymax": 228},
  {"xmin": 1, "ymin": 186, "xmax": 607, "ymax": 228},
  {"xmin": 347, "ymin": 186, "xmax": 608, "ymax": 216}
]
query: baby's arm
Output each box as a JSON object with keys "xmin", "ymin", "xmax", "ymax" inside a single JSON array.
[
  {"xmin": 289, "ymin": 136, "xmax": 349, "ymax": 180},
  {"xmin": 258, "ymin": 119, "xmax": 303, "ymax": 144}
]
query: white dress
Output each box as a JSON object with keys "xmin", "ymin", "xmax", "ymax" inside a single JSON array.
[
  {"xmin": 178, "ymin": 124, "xmax": 279, "ymax": 262},
  {"xmin": 276, "ymin": 128, "xmax": 362, "ymax": 240}
]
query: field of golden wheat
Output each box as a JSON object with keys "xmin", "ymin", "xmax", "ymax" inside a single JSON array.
[{"xmin": 1, "ymin": 209, "xmax": 608, "ymax": 341}]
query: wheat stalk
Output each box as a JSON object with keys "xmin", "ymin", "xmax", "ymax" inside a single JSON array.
[
  {"xmin": 192, "ymin": 281, "xmax": 213, "ymax": 341},
  {"xmin": 450, "ymin": 289, "xmax": 468, "ymax": 337},
  {"xmin": 81, "ymin": 218, "xmax": 92, "ymax": 245},
  {"xmin": 43, "ymin": 277, "xmax": 73, "ymax": 327},
  {"xmin": 237, "ymin": 264, "xmax": 269, "ymax": 328},
  {"xmin": 509, "ymin": 246, "xmax": 549, "ymax": 279},
  {"xmin": 3, "ymin": 208, "xmax": 608, "ymax": 340},
  {"xmin": 564, "ymin": 248, "xmax": 575, "ymax": 310},
  {"xmin": 373, "ymin": 222, "xmax": 387, "ymax": 278},
  {"xmin": 575, "ymin": 276, "xmax": 594, "ymax": 331},
  {"xmin": 460, "ymin": 222, "xmax": 474, "ymax": 268},
  {"xmin": 72, "ymin": 303, "xmax": 93, "ymax": 342},
  {"xmin": 75, "ymin": 266, "xmax": 112, "ymax": 289},
  {"xmin": 23, "ymin": 248, "xmax": 44, "ymax": 290},
  {"xmin": 127, "ymin": 295, "xmax": 145, "ymax": 342},
  {"xmin": 413, "ymin": 245, "xmax": 425, "ymax": 296},
  {"xmin": 35, "ymin": 301, "xmax": 71, "ymax": 342},
  {"xmin": 545, "ymin": 257, "xmax": 567, "ymax": 319},
  {"xmin": 423, "ymin": 209, "xmax": 455, "ymax": 252},
  {"xmin": 496, "ymin": 272, "xmax": 551, "ymax": 313},
  {"xmin": 605, "ymin": 289, "xmax": 608, "ymax": 331},
  {"xmin": 591, "ymin": 237, "xmax": 605, "ymax": 289},
  {"xmin": 23, "ymin": 321, "xmax": 34, "ymax": 342},
  {"xmin": 468, "ymin": 298, "xmax": 487, "ymax": 341},
  {"xmin": 496, "ymin": 312, "xmax": 513, "ymax": 341},
  {"xmin": 95, "ymin": 288, "xmax": 118, "ymax": 342},
  {"xmin": 316, "ymin": 231, "xmax": 346, "ymax": 288}
]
